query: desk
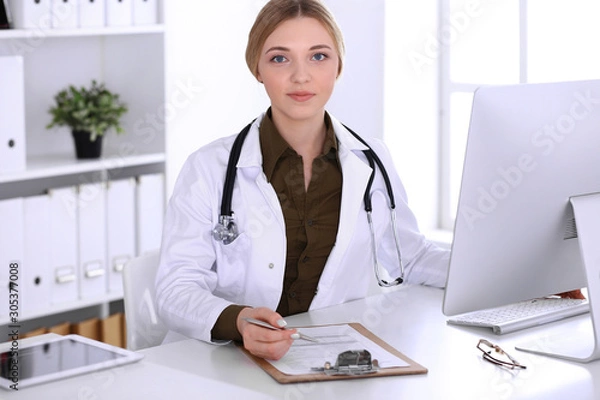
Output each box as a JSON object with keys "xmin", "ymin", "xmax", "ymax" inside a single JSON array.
[{"xmin": 3, "ymin": 285, "xmax": 600, "ymax": 399}]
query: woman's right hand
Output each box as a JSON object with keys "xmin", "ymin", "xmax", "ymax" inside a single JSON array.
[{"xmin": 236, "ymin": 307, "xmax": 297, "ymax": 360}]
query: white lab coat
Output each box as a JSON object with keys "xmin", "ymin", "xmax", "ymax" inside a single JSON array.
[{"xmin": 156, "ymin": 112, "xmax": 449, "ymax": 344}]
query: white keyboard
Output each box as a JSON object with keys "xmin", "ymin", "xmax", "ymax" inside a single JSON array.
[{"xmin": 447, "ymin": 298, "xmax": 590, "ymax": 334}]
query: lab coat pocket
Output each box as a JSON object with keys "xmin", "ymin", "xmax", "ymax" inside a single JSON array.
[{"xmin": 214, "ymin": 231, "xmax": 251, "ymax": 296}]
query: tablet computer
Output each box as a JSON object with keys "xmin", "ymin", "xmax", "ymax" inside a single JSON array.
[{"xmin": 0, "ymin": 334, "xmax": 144, "ymax": 390}]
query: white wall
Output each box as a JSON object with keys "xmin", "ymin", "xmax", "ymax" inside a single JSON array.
[
  {"xmin": 384, "ymin": 0, "xmax": 440, "ymax": 231},
  {"xmin": 164, "ymin": 1, "xmax": 269, "ymax": 195},
  {"xmin": 325, "ymin": 0, "xmax": 384, "ymax": 140}
]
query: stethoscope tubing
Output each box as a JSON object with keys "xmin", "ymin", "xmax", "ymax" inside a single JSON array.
[
  {"xmin": 220, "ymin": 122, "xmax": 253, "ymax": 217},
  {"xmin": 213, "ymin": 119, "xmax": 404, "ymax": 286}
]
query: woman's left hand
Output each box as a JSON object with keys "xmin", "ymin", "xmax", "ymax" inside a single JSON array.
[{"xmin": 557, "ymin": 289, "xmax": 586, "ymax": 299}]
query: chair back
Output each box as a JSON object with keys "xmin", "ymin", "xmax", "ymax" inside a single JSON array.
[{"xmin": 122, "ymin": 251, "xmax": 167, "ymax": 351}]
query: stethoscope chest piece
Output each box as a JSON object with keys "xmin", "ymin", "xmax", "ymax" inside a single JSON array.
[{"xmin": 212, "ymin": 214, "xmax": 239, "ymax": 245}]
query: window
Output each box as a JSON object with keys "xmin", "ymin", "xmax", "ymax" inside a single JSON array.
[{"xmin": 439, "ymin": 0, "xmax": 600, "ymax": 229}]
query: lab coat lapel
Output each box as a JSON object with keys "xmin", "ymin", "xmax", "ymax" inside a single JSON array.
[
  {"xmin": 315, "ymin": 120, "xmax": 372, "ymax": 301},
  {"xmin": 236, "ymin": 115, "xmax": 285, "ymax": 231},
  {"xmin": 334, "ymin": 145, "xmax": 372, "ymax": 256}
]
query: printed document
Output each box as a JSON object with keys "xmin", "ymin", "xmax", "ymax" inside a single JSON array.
[{"xmin": 267, "ymin": 324, "xmax": 409, "ymax": 375}]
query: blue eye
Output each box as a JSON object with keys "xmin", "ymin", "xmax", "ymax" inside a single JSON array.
[
  {"xmin": 312, "ymin": 53, "xmax": 328, "ymax": 61},
  {"xmin": 271, "ymin": 55, "xmax": 287, "ymax": 63}
]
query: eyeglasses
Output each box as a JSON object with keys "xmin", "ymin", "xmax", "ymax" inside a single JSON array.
[{"xmin": 477, "ymin": 339, "xmax": 527, "ymax": 370}]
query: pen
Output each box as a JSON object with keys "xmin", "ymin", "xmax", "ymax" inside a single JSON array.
[{"xmin": 242, "ymin": 317, "xmax": 319, "ymax": 343}]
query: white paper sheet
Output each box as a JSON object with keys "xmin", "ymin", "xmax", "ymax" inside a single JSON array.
[{"xmin": 267, "ymin": 325, "xmax": 409, "ymax": 375}]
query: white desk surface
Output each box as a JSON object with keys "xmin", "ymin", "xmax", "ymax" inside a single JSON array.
[{"xmin": 4, "ymin": 284, "xmax": 600, "ymax": 399}]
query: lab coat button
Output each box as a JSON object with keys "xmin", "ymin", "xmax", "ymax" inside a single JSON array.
[{"xmin": 268, "ymin": 263, "xmax": 274, "ymax": 269}]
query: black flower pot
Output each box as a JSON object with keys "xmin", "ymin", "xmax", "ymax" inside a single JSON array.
[{"xmin": 72, "ymin": 130, "xmax": 103, "ymax": 159}]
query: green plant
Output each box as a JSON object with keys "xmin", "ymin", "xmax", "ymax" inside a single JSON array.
[{"xmin": 47, "ymin": 80, "xmax": 128, "ymax": 141}]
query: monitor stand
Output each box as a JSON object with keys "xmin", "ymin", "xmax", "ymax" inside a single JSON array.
[{"xmin": 515, "ymin": 192, "xmax": 600, "ymax": 363}]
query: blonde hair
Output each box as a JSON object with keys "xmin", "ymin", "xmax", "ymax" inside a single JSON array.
[{"xmin": 246, "ymin": 0, "xmax": 345, "ymax": 80}]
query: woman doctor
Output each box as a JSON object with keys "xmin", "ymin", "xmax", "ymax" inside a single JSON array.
[{"xmin": 156, "ymin": 0, "xmax": 450, "ymax": 361}]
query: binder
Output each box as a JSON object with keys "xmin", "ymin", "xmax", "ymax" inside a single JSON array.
[
  {"xmin": 21, "ymin": 327, "xmax": 47, "ymax": 339},
  {"xmin": 48, "ymin": 321, "xmax": 71, "ymax": 335},
  {"xmin": 105, "ymin": 0, "xmax": 132, "ymax": 27},
  {"xmin": 132, "ymin": 0, "xmax": 156, "ymax": 25},
  {"xmin": 0, "ymin": 56, "xmax": 26, "ymax": 174},
  {"xmin": 51, "ymin": 0, "xmax": 79, "ymax": 29},
  {"xmin": 7, "ymin": 0, "xmax": 52, "ymax": 29},
  {"xmin": 22, "ymin": 194, "xmax": 52, "ymax": 317},
  {"xmin": 106, "ymin": 178, "xmax": 136, "ymax": 294},
  {"xmin": 78, "ymin": 182, "xmax": 107, "ymax": 299},
  {"xmin": 70, "ymin": 317, "xmax": 100, "ymax": 340},
  {"xmin": 136, "ymin": 173, "xmax": 165, "ymax": 256},
  {"xmin": 0, "ymin": 198, "xmax": 24, "ymax": 320},
  {"xmin": 48, "ymin": 186, "xmax": 79, "ymax": 305},
  {"xmin": 79, "ymin": 0, "xmax": 105, "ymax": 28},
  {"xmin": 100, "ymin": 312, "xmax": 125, "ymax": 348}
]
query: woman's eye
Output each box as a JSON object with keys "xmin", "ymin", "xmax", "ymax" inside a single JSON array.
[
  {"xmin": 271, "ymin": 55, "xmax": 287, "ymax": 63},
  {"xmin": 312, "ymin": 53, "xmax": 328, "ymax": 61}
]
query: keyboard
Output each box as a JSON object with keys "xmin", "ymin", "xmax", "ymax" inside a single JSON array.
[{"xmin": 447, "ymin": 297, "xmax": 590, "ymax": 334}]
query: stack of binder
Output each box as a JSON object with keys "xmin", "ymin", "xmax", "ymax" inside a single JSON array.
[
  {"xmin": 20, "ymin": 313, "xmax": 127, "ymax": 349},
  {"xmin": 0, "ymin": 173, "xmax": 165, "ymax": 321},
  {"xmin": 7, "ymin": 0, "xmax": 157, "ymax": 29}
]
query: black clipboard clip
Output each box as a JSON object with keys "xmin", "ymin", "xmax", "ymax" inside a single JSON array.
[{"xmin": 311, "ymin": 349, "xmax": 380, "ymax": 376}]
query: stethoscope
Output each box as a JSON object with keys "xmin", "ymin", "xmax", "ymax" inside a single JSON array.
[{"xmin": 211, "ymin": 121, "xmax": 405, "ymax": 287}]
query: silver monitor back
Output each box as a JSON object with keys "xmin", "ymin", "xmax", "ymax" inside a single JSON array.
[{"xmin": 443, "ymin": 79, "xmax": 600, "ymax": 316}]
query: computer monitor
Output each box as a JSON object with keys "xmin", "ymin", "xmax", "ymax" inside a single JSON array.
[{"xmin": 443, "ymin": 79, "xmax": 600, "ymax": 362}]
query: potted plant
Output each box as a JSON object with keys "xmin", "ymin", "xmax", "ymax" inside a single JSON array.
[{"xmin": 47, "ymin": 80, "xmax": 128, "ymax": 159}]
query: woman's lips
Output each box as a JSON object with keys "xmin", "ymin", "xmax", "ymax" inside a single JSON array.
[{"xmin": 288, "ymin": 91, "xmax": 315, "ymax": 102}]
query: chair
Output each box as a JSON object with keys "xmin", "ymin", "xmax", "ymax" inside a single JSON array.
[{"xmin": 122, "ymin": 251, "xmax": 168, "ymax": 351}]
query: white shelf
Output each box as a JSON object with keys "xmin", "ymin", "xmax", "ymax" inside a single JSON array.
[
  {"xmin": 0, "ymin": 24, "xmax": 165, "ymax": 40},
  {"xmin": 0, "ymin": 291, "xmax": 124, "ymax": 325},
  {"xmin": 0, "ymin": 152, "xmax": 165, "ymax": 184},
  {"xmin": 0, "ymin": 1, "xmax": 166, "ymax": 333}
]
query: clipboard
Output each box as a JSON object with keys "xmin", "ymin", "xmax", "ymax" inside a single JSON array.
[{"xmin": 237, "ymin": 322, "xmax": 427, "ymax": 383}]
